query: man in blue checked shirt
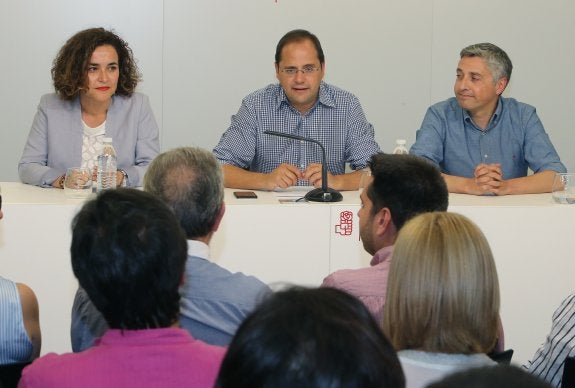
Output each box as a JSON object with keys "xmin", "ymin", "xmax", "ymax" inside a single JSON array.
[
  {"xmin": 410, "ymin": 42, "xmax": 566, "ymax": 195},
  {"xmin": 213, "ymin": 29, "xmax": 381, "ymax": 191}
]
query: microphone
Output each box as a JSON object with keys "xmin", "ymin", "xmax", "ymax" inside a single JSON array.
[{"xmin": 263, "ymin": 130, "xmax": 343, "ymax": 202}]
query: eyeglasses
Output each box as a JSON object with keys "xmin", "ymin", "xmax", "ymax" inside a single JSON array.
[{"xmin": 280, "ymin": 66, "xmax": 321, "ymax": 76}]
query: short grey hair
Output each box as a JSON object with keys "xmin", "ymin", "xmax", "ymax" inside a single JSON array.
[
  {"xmin": 144, "ymin": 147, "xmax": 224, "ymax": 239},
  {"xmin": 460, "ymin": 43, "xmax": 513, "ymax": 84}
]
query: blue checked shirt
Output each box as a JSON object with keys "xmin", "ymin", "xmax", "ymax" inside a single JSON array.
[
  {"xmin": 410, "ymin": 97, "xmax": 566, "ymax": 178},
  {"xmin": 213, "ymin": 82, "xmax": 381, "ymax": 185}
]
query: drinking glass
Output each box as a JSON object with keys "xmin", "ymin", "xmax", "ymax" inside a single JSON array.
[
  {"xmin": 64, "ymin": 167, "xmax": 92, "ymax": 199},
  {"xmin": 552, "ymin": 173, "xmax": 575, "ymax": 204},
  {"xmin": 358, "ymin": 167, "xmax": 372, "ymax": 194}
]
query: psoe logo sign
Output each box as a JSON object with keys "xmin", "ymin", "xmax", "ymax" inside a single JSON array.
[{"xmin": 335, "ymin": 210, "xmax": 353, "ymax": 236}]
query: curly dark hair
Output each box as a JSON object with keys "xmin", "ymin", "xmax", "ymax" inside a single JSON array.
[{"xmin": 51, "ymin": 27, "xmax": 141, "ymax": 100}]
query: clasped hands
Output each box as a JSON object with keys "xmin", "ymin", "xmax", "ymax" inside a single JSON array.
[
  {"xmin": 471, "ymin": 163, "xmax": 509, "ymax": 195},
  {"xmin": 266, "ymin": 163, "xmax": 331, "ymax": 190}
]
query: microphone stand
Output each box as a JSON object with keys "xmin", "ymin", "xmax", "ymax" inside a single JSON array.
[{"xmin": 264, "ymin": 130, "xmax": 343, "ymax": 202}]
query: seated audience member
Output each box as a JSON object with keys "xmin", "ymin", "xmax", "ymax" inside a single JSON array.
[
  {"xmin": 213, "ymin": 29, "xmax": 380, "ymax": 191},
  {"xmin": 322, "ymin": 153, "xmax": 448, "ymax": 323},
  {"xmin": 410, "ymin": 43, "xmax": 566, "ymax": 195},
  {"xmin": 216, "ymin": 286, "xmax": 405, "ymax": 388},
  {"xmin": 0, "ymin": 201, "xmax": 41, "ymax": 365},
  {"xmin": 526, "ymin": 293, "xmax": 575, "ymax": 387},
  {"xmin": 20, "ymin": 189, "xmax": 225, "ymax": 387},
  {"xmin": 71, "ymin": 147, "xmax": 270, "ymax": 351},
  {"xmin": 0, "ymin": 278, "xmax": 41, "ymax": 365},
  {"xmin": 383, "ymin": 212, "xmax": 500, "ymax": 388},
  {"xmin": 18, "ymin": 27, "xmax": 160, "ymax": 188},
  {"xmin": 428, "ymin": 365, "xmax": 552, "ymax": 388}
]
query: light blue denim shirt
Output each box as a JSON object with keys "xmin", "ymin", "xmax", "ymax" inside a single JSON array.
[{"xmin": 410, "ymin": 97, "xmax": 566, "ymax": 178}]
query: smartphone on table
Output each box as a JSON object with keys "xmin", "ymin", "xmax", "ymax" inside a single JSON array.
[{"xmin": 233, "ymin": 191, "xmax": 258, "ymax": 199}]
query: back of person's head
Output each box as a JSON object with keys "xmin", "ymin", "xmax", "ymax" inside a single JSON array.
[
  {"xmin": 427, "ymin": 365, "xmax": 552, "ymax": 388},
  {"xmin": 275, "ymin": 29, "xmax": 325, "ymax": 65},
  {"xmin": 460, "ymin": 42, "xmax": 513, "ymax": 84},
  {"xmin": 52, "ymin": 27, "xmax": 140, "ymax": 100},
  {"xmin": 144, "ymin": 147, "xmax": 224, "ymax": 239},
  {"xmin": 216, "ymin": 286, "xmax": 405, "ymax": 388},
  {"xmin": 367, "ymin": 153, "xmax": 448, "ymax": 230},
  {"xmin": 71, "ymin": 188, "xmax": 187, "ymax": 330},
  {"xmin": 383, "ymin": 212, "xmax": 499, "ymax": 354}
]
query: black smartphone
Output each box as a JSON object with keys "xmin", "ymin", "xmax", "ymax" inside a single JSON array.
[{"xmin": 233, "ymin": 191, "xmax": 258, "ymax": 199}]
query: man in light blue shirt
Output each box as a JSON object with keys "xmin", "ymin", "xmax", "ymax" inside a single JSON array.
[
  {"xmin": 71, "ymin": 147, "xmax": 270, "ymax": 351},
  {"xmin": 410, "ymin": 43, "xmax": 566, "ymax": 195},
  {"xmin": 213, "ymin": 29, "xmax": 380, "ymax": 191}
]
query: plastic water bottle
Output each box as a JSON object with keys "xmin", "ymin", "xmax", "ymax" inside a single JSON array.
[
  {"xmin": 392, "ymin": 139, "xmax": 409, "ymax": 155},
  {"xmin": 96, "ymin": 137, "xmax": 117, "ymax": 192}
]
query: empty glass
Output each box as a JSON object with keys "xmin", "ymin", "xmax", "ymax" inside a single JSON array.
[
  {"xmin": 358, "ymin": 167, "xmax": 372, "ymax": 194},
  {"xmin": 64, "ymin": 167, "xmax": 92, "ymax": 199},
  {"xmin": 552, "ymin": 173, "xmax": 575, "ymax": 204}
]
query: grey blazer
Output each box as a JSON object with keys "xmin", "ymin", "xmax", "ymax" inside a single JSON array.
[{"xmin": 18, "ymin": 92, "xmax": 160, "ymax": 187}]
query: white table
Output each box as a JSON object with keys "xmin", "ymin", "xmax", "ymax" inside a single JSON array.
[
  {"xmin": 211, "ymin": 187, "xmax": 371, "ymax": 286},
  {"xmin": 1, "ymin": 182, "xmax": 572, "ymax": 366}
]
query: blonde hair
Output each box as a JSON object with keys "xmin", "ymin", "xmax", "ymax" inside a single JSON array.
[{"xmin": 383, "ymin": 212, "xmax": 500, "ymax": 354}]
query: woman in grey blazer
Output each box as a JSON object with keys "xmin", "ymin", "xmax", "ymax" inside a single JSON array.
[{"xmin": 19, "ymin": 27, "xmax": 160, "ymax": 188}]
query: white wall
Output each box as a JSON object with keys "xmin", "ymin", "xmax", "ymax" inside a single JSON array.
[{"xmin": 1, "ymin": 0, "xmax": 573, "ymax": 182}]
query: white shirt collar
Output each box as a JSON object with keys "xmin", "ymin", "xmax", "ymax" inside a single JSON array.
[{"xmin": 187, "ymin": 239, "xmax": 209, "ymax": 260}]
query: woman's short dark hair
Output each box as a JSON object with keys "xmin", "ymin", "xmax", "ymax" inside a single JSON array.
[
  {"xmin": 216, "ymin": 286, "xmax": 405, "ymax": 388},
  {"xmin": 52, "ymin": 27, "xmax": 141, "ymax": 100},
  {"xmin": 70, "ymin": 188, "xmax": 187, "ymax": 330}
]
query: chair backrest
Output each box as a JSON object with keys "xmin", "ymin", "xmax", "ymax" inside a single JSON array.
[
  {"xmin": 562, "ymin": 356, "xmax": 575, "ymax": 388},
  {"xmin": 0, "ymin": 362, "xmax": 31, "ymax": 388},
  {"xmin": 488, "ymin": 349, "xmax": 514, "ymax": 365}
]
